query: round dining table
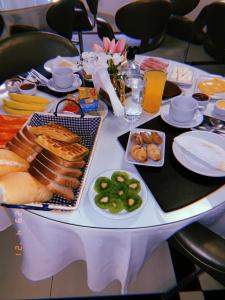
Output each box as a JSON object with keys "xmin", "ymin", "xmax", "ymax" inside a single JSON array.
[
  {"xmin": 0, "ymin": 0, "xmax": 57, "ymax": 38},
  {"xmin": 0, "ymin": 56, "xmax": 224, "ymax": 294}
]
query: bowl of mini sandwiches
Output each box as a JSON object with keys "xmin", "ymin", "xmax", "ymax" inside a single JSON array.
[{"xmin": 0, "ymin": 113, "xmax": 102, "ymax": 210}]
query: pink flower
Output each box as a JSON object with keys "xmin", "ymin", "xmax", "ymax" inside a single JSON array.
[
  {"xmin": 115, "ymin": 38, "xmax": 126, "ymax": 53},
  {"xmin": 103, "ymin": 37, "xmax": 111, "ymax": 52},
  {"xmin": 108, "ymin": 39, "xmax": 116, "ymax": 54},
  {"xmin": 92, "ymin": 43, "xmax": 104, "ymax": 53}
]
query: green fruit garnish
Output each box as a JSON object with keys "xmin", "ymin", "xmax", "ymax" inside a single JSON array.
[
  {"xmin": 94, "ymin": 177, "xmax": 112, "ymax": 193},
  {"xmin": 127, "ymin": 178, "xmax": 141, "ymax": 193},
  {"xmin": 124, "ymin": 192, "xmax": 142, "ymax": 212},
  {"xmin": 111, "ymin": 171, "xmax": 129, "ymax": 185},
  {"xmin": 95, "ymin": 192, "xmax": 111, "ymax": 209},
  {"xmin": 111, "ymin": 183, "xmax": 128, "ymax": 201},
  {"xmin": 108, "ymin": 198, "xmax": 124, "ymax": 214}
]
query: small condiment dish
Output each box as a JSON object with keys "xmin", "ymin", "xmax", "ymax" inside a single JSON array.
[
  {"xmin": 18, "ymin": 82, "xmax": 37, "ymax": 95},
  {"xmin": 5, "ymin": 78, "xmax": 22, "ymax": 93},
  {"xmin": 192, "ymin": 92, "xmax": 210, "ymax": 108},
  {"xmin": 214, "ymin": 100, "xmax": 225, "ymax": 117}
]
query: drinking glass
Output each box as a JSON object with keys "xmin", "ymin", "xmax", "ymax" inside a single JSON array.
[
  {"xmin": 142, "ymin": 70, "xmax": 167, "ymax": 113},
  {"xmin": 124, "ymin": 74, "xmax": 145, "ymax": 127}
]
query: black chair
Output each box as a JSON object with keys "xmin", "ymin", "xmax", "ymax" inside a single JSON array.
[
  {"xmin": 0, "ymin": 15, "xmax": 4, "ymax": 36},
  {"xmin": 72, "ymin": 0, "xmax": 99, "ymax": 53},
  {"xmin": 96, "ymin": 16, "xmax": 116, "ymax": 42},
  {"xmin": 115, "ymin": 0, "xmax": 172, "ymax": 53},
  {"xmin": 46, "ymin": 0, "xmax": 76, "ymax": 40},
  {"xmin": 170, "ymin": 0, "xmax": 200, "ymax": 16},
  {"xmin": 0, "ymin": 31, "xmax": 78, "ymax": 84},
  {"xmin": 201, "ymin": 1, "xmax": 225, "ymax": 63},
  {"xmin": 165, "ymin": 222, "xmax": 225, "ymax": 298},
  {"xmin": 167, "ymin": 0, "xmax": 204, "ymax": 44}
]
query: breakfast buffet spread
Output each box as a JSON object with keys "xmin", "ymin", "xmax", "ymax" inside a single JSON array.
[{"xmin": 0, "ymin": 52, "xmax": 224, "ymax": 215}]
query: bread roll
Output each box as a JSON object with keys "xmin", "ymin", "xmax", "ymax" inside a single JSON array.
[
  {"xmin": 0, "ymin": 172, "xmax": 52, "ymax": 204},
  {"xmin": 0, "ymin": 149, "xmax": 29, "ymax": 176}
]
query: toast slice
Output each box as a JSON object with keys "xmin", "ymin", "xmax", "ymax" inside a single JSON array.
[
  {"xmin": 36, "ymin": 153, "xmax": 83, "ymax": 177},
  {"xmin": 29, "ymin": 122, "xmax": 80, "ymax": 143},
  {"xmin": 35, "ymin": 135, "xmax": 89, "ymax": 161},
  {"xmin": 40, "ymin": 150, "xmax": 86, "ymax": 168},
  {"xmin": 29, "ymin": 166, "xmax": 74, "ymax": 200},
  {"xmin": 31, "ymin": 159, "xmax": 81, "ymax": 188}
]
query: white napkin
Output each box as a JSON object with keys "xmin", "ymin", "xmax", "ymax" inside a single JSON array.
[
  {"xmin": 174, "ymin": 135, "xmax": 225, "ymax": 171},
  {"xmin": 92, "ymin": 67, "xmax": 124, "ymax": 117}
]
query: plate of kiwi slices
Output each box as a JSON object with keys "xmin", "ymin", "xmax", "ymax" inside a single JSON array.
[{"xmin": 88, "ymin": 169, "xmax": 147, "ymax": 219}]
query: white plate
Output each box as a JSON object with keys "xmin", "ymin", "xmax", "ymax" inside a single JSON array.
[
  {"xmin": 194, "ymin": 75, "xmax": 225, "ymax": 100},
  {"xmin": 167, "ymin": 66, "xmax": 194, "ymax": 87},
  {"xmin": 125, "ymin": 129, "xmax": 165, "ymax": 167},
  {"xmin": 44, "ymin": 56, "xmax": 82, "ymax": 73},
  {"xmin": 46, "ymin": 75, "xmax": 82, "ymax": 93},
  {"xmin": 88, "ymin": 169, "xmax": 147, "ymax": 219},
  {"xmin": 0, "ymin": 95, "xmax": 54, "ymax": 116},
  {"xmin": 172, "ymin": 131, "xmax": 225, "ymax": 177},
  {"xmin": 161, "ymin": 103, "xmax": 204, "ymax": 128}
]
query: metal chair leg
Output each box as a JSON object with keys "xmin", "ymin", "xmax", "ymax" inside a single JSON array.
[{"xmin": 78, "ymin": 31, "xmax": 83, "ymax": 53}]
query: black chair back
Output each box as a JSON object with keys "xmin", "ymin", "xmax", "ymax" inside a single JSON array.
[
  {"xmin": 0, "ymin": 15, "xmax": 4, "ymax": 36},
  {"xmin": 170, "ymin": 0, "xmax": 200, "ymax": 16},
  {"xmin": 115, "ymin": 0, "xmax": 172, "ymax": 52},
  {"xmin": 86, "ymin": 0, "xmax": 99, "ymax": 18},
  {"xmin": 0, "ymin": 31, "xmax": 78, "ymax": 83},
  {"xmin": 203, "ymin": 1, "xmax": 225, "ymax": 62},
  {"xmin": 46, "ymin": 0, "xmax": 75, "ymax": 39},
  {"xmin": 167, "ymin": 222, "xmax": 225, "ymax": 293}
]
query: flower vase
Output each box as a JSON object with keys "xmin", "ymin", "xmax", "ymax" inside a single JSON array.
[{"xmin": 110, "ymin": 74, "xmax": 126, "ymax": 105}]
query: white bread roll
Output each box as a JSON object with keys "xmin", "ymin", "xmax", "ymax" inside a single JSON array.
[
  {"xmin": 0, "ymin": 172, "xmax": 53, "ymax": 204},
  {"xmin": 0, "ymin": 149, "xmax": 30, "ymax": 177}
]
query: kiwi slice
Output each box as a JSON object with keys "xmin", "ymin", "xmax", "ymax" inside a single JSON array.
[
  {"xmin": 94, "ymin": 177, "xmax": 112, "ymax": 193},
  {"xmin": 108, "ymin": 198, "xmax": 124, "ymax": 214},
  {"xmin": 111, "ymin": 171, "xmax": 130, "ymax": 185},
  {"xmin": 127, "ymin": 178, "xmax": 141, "ymax": 193},
  {"xmin": 111, "ymin": 183, "xmax": 128, "ymax": 201},
  {"xmin": 124, "ymin": 192, "xmax": 142, "ymax": 212},
  {"xmin": 95, "ymin": 192, "xmax": 111, "ymax": 209}
]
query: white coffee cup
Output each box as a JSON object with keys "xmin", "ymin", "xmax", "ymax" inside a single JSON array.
[
  {"xmin": 52, "ymin": 67, "xmax": 74, "ymax": 89},
  {"xmin": 169, "ymin": 95, "xmax": 199, "ymax": 123}
]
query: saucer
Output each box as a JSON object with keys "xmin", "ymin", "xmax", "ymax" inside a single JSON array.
[
  {"xmin": 161, "ymin": 103, "xmax": 204, "ymax": 128},
  {"xmin": 47, "ymin": 75, "xmax": 82, "ymax": 93}
]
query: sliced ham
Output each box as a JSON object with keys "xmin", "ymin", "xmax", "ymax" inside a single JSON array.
[{"xmin": 140, "ymin": 57, "xmax": 168, "ymax": 72}]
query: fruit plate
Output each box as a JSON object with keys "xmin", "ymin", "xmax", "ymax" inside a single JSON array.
[
  {"xmin": 0, "ymin": 92, "xmax": 54, "ymax": 116},
  {"xmin": 88, "ymin": 169, "xmax": 147, "ymax": 219},
  {"xmin": 1, "ymin": 113, "xmax": 103, "ymax": 211}
]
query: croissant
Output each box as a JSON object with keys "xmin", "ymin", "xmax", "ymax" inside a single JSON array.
[
  {"xmin": 130, "ymin": 145, "xmax": 148, "ymax": 162},
  {"xmin": 151, "ymin": 132, "xmax": 162, "ymax": 144},
  {"xmin": 147, "ymin": 144, "xmax": 161, "ymax": 161},
  {"xmin": 131, "ymin": 133, "xmax": 143, "ymax": 145},
  {"xmin": 140, "ymin": 132, "xmax": 153, "ymax": 144}
]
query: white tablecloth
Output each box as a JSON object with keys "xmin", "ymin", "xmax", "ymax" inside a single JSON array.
[{"xmin": 0, "ymin": 57, "xmax": 224, "ymax": 293}]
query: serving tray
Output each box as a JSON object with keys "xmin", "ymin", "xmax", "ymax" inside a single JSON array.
[{"xmin": 2, "ymin": 112, "xmax": 102, "ymax": 211}]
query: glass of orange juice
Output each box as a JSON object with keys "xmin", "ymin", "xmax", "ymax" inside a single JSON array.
[{"xmin": 142, "ymin": 70, "xmax": 167, "ymax": 113}]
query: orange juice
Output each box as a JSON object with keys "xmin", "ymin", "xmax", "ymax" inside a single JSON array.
[{"xmin": 142, "ymin": 70, "xmax": 167, "ymax": 113}]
